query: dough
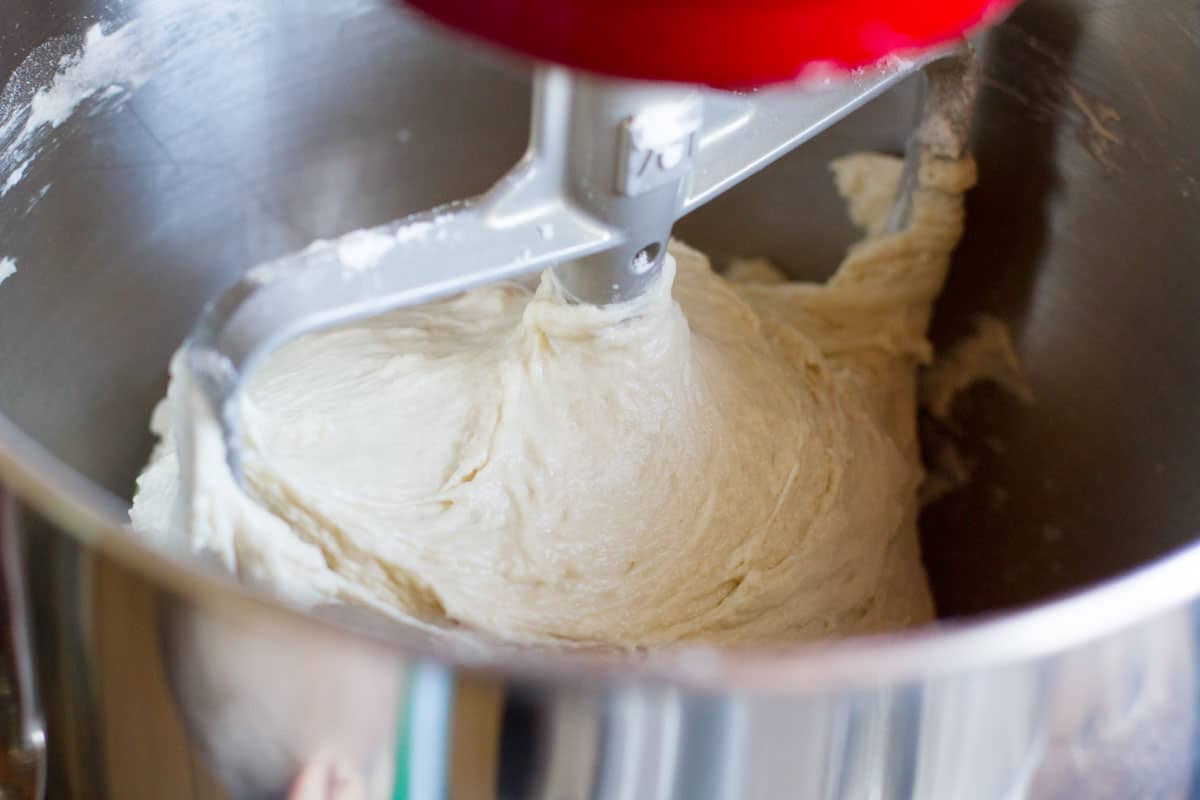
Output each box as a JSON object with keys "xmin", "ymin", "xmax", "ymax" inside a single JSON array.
[
  {"xmin": 131, "ymin": 150, "xmax": 976, "ymax": 646},
  {"xmin": 922, "ymin": 314, "xmax": 1034, "ymax": 421}
]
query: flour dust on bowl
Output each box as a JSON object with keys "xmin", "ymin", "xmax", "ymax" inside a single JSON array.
[{"xmin": 0, "ymin": 1, "xmax": 1198, "ymax": 799}]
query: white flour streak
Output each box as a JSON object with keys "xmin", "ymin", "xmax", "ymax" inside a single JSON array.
[
  {"xmin": 1, "ymin": 157, "xmax": 31, "ymax": 197},
  {"xmin": 27, "ymin": 184, "xmax": 51, "ymax": 213},
  {"xmin": 336, "ymin": 229, "xmax": 396, "ymax": 271},
  {"xmin": 18, "ymin": 23, "xmax": 152, "ymax": 141},
  {"xmin": 0, "ymin": 21, "xmax": 156, "ymax": 202},
  {"xmin": 0, "ymin": 257, "xmax": 17, "ymax": 287}
]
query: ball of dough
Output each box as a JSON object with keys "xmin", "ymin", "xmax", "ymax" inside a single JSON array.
[{"xmin": 132, "ymin": 151, "xmax": 974, "ymax": 646}]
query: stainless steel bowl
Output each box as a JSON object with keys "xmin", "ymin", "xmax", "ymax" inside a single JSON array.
[{"xmin": 1, "ymin": 1, "xmax": 1198, "ymax": 798}]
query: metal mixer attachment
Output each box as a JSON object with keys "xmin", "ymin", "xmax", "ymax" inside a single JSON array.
[{"xmin": 185, "ymin": 47, "xmax": 979, "ymax": 481}]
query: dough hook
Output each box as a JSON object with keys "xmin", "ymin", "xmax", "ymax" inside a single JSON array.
[{"xmin": 183, "ymin": 11, "xmax": 988, "ymax": 481}]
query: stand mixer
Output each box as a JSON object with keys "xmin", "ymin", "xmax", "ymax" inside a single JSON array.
[{"xmin": 183, "ymin": 0, "xmax": 1016, "ymax": 481}]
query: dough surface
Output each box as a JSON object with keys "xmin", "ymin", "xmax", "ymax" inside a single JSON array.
[{"xmin": 131, "ymin": 151, "xmax": 975, "ymax": 646}]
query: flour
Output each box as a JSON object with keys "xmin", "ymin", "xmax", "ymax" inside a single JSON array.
[
  {"xmin": 0, "ymin": 258, "xmax": 16, "ymax": 287},
  {"xmin": 26, "ymin": 184, "xmax": 50, "ymax": 214},
  {"xmin": 0, "ymin": 21, "xmax": 156, "ymax": 203},
  {"xmin": 0, "ymin": 158, "xmax": 31, "ymax": 198},
  {"xmin": 18, "ymin": 24, "xmax": 153, "ymax": 141},
  {"xmin": 337, "ymin": 229, "xmax": 398, "ymax": 272}
]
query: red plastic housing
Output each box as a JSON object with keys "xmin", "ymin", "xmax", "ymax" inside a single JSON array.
[{"xmin": 404, "ymin": 0, "xmax": 1019, "ymax": 88}]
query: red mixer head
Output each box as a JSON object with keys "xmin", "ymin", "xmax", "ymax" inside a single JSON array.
[{"xmin": 403, "ymin": 0, "xmax": 1018, "ymax": 88}]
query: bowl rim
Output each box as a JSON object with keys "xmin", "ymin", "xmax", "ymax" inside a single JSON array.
[{"xmin": 3, "ymin": 408, "xmax": 1197, "ymax": 694}]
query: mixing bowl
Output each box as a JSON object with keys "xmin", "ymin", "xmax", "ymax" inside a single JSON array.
[{"xmin": 0, "ymin": 0, "xmax": 1198, "ymax": 797}]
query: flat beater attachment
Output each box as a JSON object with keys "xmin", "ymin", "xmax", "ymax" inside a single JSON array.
[{"xmin": 184, "ymin": 47, "xmax": 979, "ymax": 481}]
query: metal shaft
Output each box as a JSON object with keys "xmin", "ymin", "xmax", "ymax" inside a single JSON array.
[{"xmin": 552, "ymin": 73, "xmax": 701, "ymax": 304}]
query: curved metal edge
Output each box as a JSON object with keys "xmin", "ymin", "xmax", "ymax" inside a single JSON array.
[
  {"xmin": 2, "ymin": 408, "xmax": 1200, "ymax": 698},
  {"xmin": 0, "ymin": 486, "xmax": 46, "ymax": 800}
]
